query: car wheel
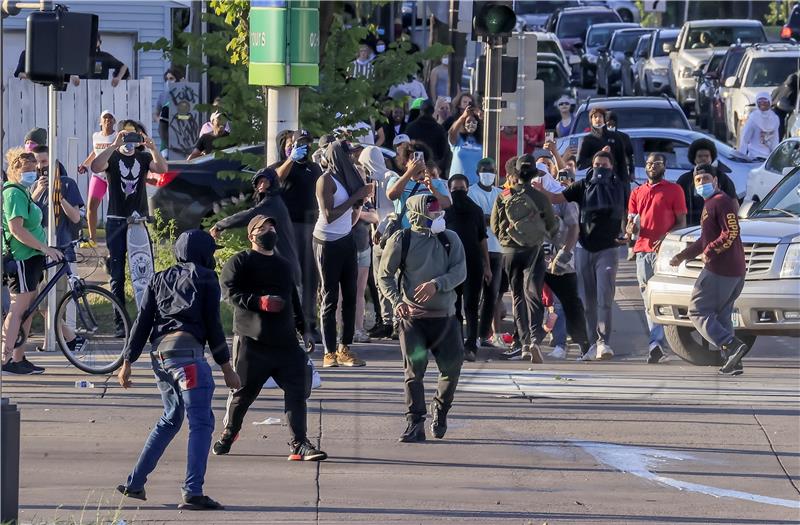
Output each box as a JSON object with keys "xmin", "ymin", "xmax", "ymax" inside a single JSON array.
[{"xmin": 664, "ymin": 325, "xmax": 756, "ymax": 366}]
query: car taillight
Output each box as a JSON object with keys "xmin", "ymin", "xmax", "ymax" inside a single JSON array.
[
  {"xmin": 781, "ymin": 26, "xmax": 792, "ymax": 39},
  {"xmin": 149, "ymin": 170, "xmax": 179, "ymax": 187}
]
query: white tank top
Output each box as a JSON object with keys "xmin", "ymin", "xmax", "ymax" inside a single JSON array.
[
  {"xmin": 92, "ymin": 131, "xmax": 116, "ymax": 178},
  {"xmin": 313, "ymin": 175, "xmax": 353, "ymax": 241}
]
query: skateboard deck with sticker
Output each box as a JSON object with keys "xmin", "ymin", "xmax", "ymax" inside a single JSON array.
[{"xmin": 126, "ymin": 212, "xmax": 154, "ymax": 310}]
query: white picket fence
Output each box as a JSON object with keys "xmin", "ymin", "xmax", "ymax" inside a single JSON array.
[{"xmin": 2, "ymin": 78, "xmax": 153, "ymax": 222}]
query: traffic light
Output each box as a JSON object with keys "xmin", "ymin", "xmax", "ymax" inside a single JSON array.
[
  {"xmin": 25, "ymin": 6, "xmax": 98, "ymax": 85},
  {"xmin": 473, "ymin": 1, "xmax": 515, "ymax": 38}
]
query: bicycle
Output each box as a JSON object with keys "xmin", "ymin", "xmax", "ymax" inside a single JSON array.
[{"xmin": 11, "ymin": 237, "xmax": 132, "ymax": 374}]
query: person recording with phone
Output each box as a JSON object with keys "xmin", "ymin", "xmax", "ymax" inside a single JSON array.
[
  {"xmin": 386, "ymin": 142, "xmax": 452, "ymax": 230},
  {"xmin": 448, "ymin": 103, "xmax": 483, "ymax": 186},
  {"xmin": 90, "ymin": 120, "xmax": 167, "ymax": 335}
]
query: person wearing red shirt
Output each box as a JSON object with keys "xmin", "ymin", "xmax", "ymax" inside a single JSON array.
[
  {"xmin": 626, "ymin": 153, "xmax": 687, "ymax": 364},
  {"xmin": 498, "ymin": 125, "xmax": 544, "ymax": 179}
]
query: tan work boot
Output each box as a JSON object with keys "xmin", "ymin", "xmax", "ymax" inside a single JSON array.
[
  {"xmin": 322, "ymin": 352, "xmax": 338, "ymax": 368},
  {"xmin": 336, "ymin": 344, "xmax": 366, "ymax": 367}
]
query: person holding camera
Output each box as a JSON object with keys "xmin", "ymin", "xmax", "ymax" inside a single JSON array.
[
  {"xmin": 448, "ymin": 103, "xmax": 483, "ymax": 186},
  {"xmin": 90, "ymin": 120, "xmax": 168, "ymax": 334}
]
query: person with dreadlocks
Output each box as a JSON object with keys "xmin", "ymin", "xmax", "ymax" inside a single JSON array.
[{"xmin": 313, "ymin": 139, "xmax": 374, "ymax": 368}]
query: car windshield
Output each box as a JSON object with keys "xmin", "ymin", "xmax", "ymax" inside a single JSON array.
[
  {"xmin": 516, "ymin": 0, "xmax": 579, "ymax": 15},
  {"xmin": 573, "ymin": 107, "xmax": 689, "ymax": 132},
  {"xmin": 653, "ymin": 33, "xmax": 678, "ymax": 57},
  {"xmin": 635, "ymin": 35, "xmax": 652, "ymax": 57},
  {"xmin": 587, "ymin": 27, "xmax": 617, "ymax": 47},
  {"xmin": 685, "ymin": 26, "xmax": 765, "ymax": 49},
  {"xmin": 744, "ymin": 57, "xmax": 800, "ymax": 87},
  {"xmin": 539, "ymin": 40, "xmax": 562, "ymax": 56},
  {"xmin": 706, "ymin": 53, "xmax": 725, "ymax": 72},
  {"xmin": 722, "ymin": 49, "xmax": 747, "ymax": 78},
  {"xmin": 790, "ymin": 7, "xmax": 800, "ymax": 26},
  {"xmin": 537, "ymin": 63, "xmax": 568, "ymax": 87},
  {"xmin": 611, "ymin": 31, "xmax": 650, "ymax": 53},
  {"xmin": 753, "ymin": 171, "xmax": 800, "ymax": 216},
  {"xmin": 557, "ymin": 12, "xmax": 620, "ymax": 38}
]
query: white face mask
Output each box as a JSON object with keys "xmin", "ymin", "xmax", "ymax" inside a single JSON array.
[
  {"xmin": 376, "ymin": 45, "xmax": 386, "ymax": 53},
  {"xmin": 120, "ymin": 143, "xmax": 136, "ymax": 155},
  {"xmin": 441, "ymin": 57, "xmax": 449, "ymax": 65},
  {"xmin": 478, "ymin": 172, "xmax": 495, "ymax": 186},
  {"xmin": 20, "ymin": 171, "xmax": 38, "ymax": 187},
  {"xmin": 607, "ymin": 125, "xmax": 616, "ymax": 132},
  {"xmin": 430, "ymin": 213, "xmax": 446, "ymax": 234}
]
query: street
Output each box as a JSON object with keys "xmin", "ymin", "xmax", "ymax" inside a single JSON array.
[{"xmin": 4, "ymin": 261, "xmax": 799, "ymax": 524}]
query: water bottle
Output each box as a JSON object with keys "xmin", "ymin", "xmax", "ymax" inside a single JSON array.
[{"xmin": 74, "ymin": 380, "xmax": 94, "ymax": 388}]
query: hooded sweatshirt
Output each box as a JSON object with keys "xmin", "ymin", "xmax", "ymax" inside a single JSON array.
[
  {"xmin": 358, "ymin": 146, "xmax": 394, "ymax": 220},
  {"xmin": 123, "ymin": 230, "xmax": 229, "ymax": 365},
  {"xmin": 737, "ymin": 92, "xmax": 780, "ymax": 159},
  {"xmin": 378, "ymin": 195, "xmax": 467, "ymax": 317},
  {"xmin": 324, "ymin": 140, "xmax": 366, "ymax": 196}
]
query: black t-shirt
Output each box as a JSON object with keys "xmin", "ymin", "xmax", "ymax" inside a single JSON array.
[
  {"xmin": 444, "ymin": 194, "xmax": 487, "ymax": 267},
  {"xmin": 562, "ymin": 179, "xmax": 622, "ymax": 252},
  {"xmin": 85, "ymin": 51, "xmax": 128, "ymax": 80},
  {"xmin": 195, "ymin": 131, "xmax": 229, "ymax": 155},
  {"xmin": 105, "ymin": 150, "xmax": 152, "ymax": 218},
  {"xmin": 271, "ymin": 160, "xmax": 322, "ymax": 224},
  {"xmin": 220, "ymin": 250, "xmax": 302, "ymax": 348}
]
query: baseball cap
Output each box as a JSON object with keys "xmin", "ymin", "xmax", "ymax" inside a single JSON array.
[
  {"xmin": 392, "ymin": 133, "xmax": 411, "ymax": 146},
  {"xmin": 100, "ymin": 109, "xmax": 115, "ymax": 119},
  {"xmin": 247, "ymin": 215, "xmax": 276, "ymax": 234},
  {"xmin": 533, "ymin": 148, "xmax": 553, "ymax": 161},
  {"xmin": 516, "ymin": 154, "xmax": 536, "ymax": 171},
  {"xmin": 293, "ymin": 129, "xmax": 312, "ymax": 143},
  {"xmin": 410, "ymin": 98, "xmax": 426, "ymax": 110}
]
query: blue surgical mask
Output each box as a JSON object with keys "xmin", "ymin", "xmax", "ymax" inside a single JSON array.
[
  {"xmin": 695, "ymin": 183, "xmax": 715, "ymax": 199},
  {"xmin": 19, "ymin": 171, "xmax": 37, "ymax": 187}
]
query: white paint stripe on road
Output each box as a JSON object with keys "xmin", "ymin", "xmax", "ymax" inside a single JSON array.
[{"xmin": 575, "ymin": 441, "xmax": 800, "ymax": 509}]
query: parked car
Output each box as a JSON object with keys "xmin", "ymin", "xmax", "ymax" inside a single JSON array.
[
  {"xmin": 693, "ymin": 49, "xmax": 727, "ymax": 130},
  {"xmin": 536, "ymin": 53, "xmax": 578, "ymax": 129},
  {"xmin": 596, "ymin": 27, "xmax": 654, "ymax": 96},
  {"xmin": 621, "ymin": 32, "xmax": 651, "ymax": 96},
  {"xmin": 636, "ymin": 28, "xmax": 680, "ymax": 96},
  {"xmin": 581, "ymin": 0, "xmax": 640, "ymax": 23},
  {"xmin": 514, "ymin": 0, "xmax": 581, "ymax": 31},
  {"xmin": 746, "ymin": 137, "xmax": 800, "ymax": 201},
  {"xmin": 569, "ymin": 96, "xmax": 691, "ymax": 135},
  {"xmin": 723, "ymin": 43, "xmax": 800, "ymax": 146},
  {"xmin": 543, "ymin": 6, "xmax": 622, "ymax": 67},
  {"xmin": 668, "ymin": 19, "xmax": 767, "ymax": 116},
  {"xmin": 557, "ymin": 127, "xmax": 757, "ymax": 197},
  {"xmin": 147, "ymin": 144, "xmax": 263, "ymax": 232},
  {"xmin": 709, "ymin": 45, "xmax": 751, "ymax": 141},
  {"xmin": 577, "ymin": 22, "xmax": 638, "ymax": 88},
  {"xmin": 530, "ymin": 31, "xmax": 571, "ymax": 70},
  {"xmin": 646, "ymin": 166, "xmax": 800, "ymax": 366},
  {"xmin": 781, "ymin": 3, "xmax": 800, "ymax": 41}
]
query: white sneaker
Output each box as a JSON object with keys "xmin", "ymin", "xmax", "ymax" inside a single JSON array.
[
  {"xmin": 521, "ymin": 344, "xmax": 532, "ymax": 360},
  {"xmin": 353, "ymin": 330, "xmax": 371, "ymax": 343},
  {"xmin": 577, "ymin": 345, "xmax": 596, "ymax": 361},
  {"xmin": 491, "ymin": 334, "xmax": 508, "ymax": 348},
  {"xmin": 596, "ymin": 343, "xmax": 614, "ymax": 360},
  {"xmin": 548, "ymin": 345, "xmax": 567, "ymax": 360}
]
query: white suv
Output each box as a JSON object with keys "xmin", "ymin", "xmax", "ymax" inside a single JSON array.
[
  {"xmin": 723, "ymin": 43, "xmax": 800, "ymax": 146},
  {"xmin": 668, "ymin": 19, "xmax": 767, "ymax": 116}
]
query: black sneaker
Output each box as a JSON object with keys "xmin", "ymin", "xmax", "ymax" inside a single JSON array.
[
  {"xmin": 391, "ymin": 323, "xmax": 400, "ymax": 340},
  {"xmin": 647, "ymin": 344, "xmax": 665, "ymax": 364},
  {"xmin": 288, "ymin": 439, "xmax": 328, "ymax": 461},
  {"xmin": 499, "ymin": 345, "xmax": 522, "ymax": 360},
  {"xmin": 464, "ymin": 346, "xmax": 477, "ymax": 362},
  {"xmin": 368, "ymin": 322, "xmax": 392, "ymax": 339},
  {"xmin": 2, "ymin": 360, "xmax": 37, "ymax": 375},
  {"xmin": 66, "ymin": 335, "xmax": 87, "ymax": 353},
  {"xmin": 430, "ymin": 402, "xmax": 447, "ymax": 439},
  {"xmin": 212, "ymin": 431, "xmax": 238, "ymax": 455},
  {"xmin": 398, "ymin": 419, "xmax": 426, "ymax": 443},
  {"xmin": 116, "ymin": 484, "xmax": 146, "ymax": 501},
  {"xmin": 21, "ymin": 358, "xmax": 45, "ymax": 374},
  {"xmin": 479, "ymin": 338, "xmax": 495, "ymax": 348},
  {"xmin": 720, "ymin": 337, "xmax": 750, "ymax": 374},
  {"xmin": 178, "ymin": 494, "xmax": 224, "ymax": 510},
  {"xmin": 114, "ymin": 326, "xmax": 126, "ymax": 339}
]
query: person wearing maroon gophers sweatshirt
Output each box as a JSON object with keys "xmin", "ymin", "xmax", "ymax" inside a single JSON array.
[{"xmin": 669, "ymin": 164, "xmax": 749, "ymax": 376}]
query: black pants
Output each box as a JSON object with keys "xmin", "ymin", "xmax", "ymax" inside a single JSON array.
[
  {"xmin": 455, "ymin": 261, "xmax": 483, "ymax": 349},
  {"xmin": 399, "ymin": 316, "xmax": 464, "ymax": 422},
  {"xmin": 222, "ymin": 336, "xmax": 311, "ymax": 443},
  {"xmin": 313, "ymin": 234, "xmax": 357, "ymax": 353},
  {"xmin": 294, "ymin": 222, "xmax": 320, "ymax": 332},
  {"xmin": 545, "ymin": 272, "xmax": 590, "ymax": 348},
  {"xmin": 106, "ymin": 217, "xmax": 129, "ymax": 329},
  {"xmin": 367, "ymin": 255, "xmax": 381, "ymax": 322},
  {"xmin": 478, "ymin": 252, "xmax": 503, "ymax": 340},
  {"xmin": 503, "ymin": 247, "xmax": 542, "ymax": 346}
]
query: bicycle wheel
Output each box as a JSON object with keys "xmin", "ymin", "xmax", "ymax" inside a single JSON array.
[{"xmin": 55, "ymin": 284, "xmax": 131, "ymax": 374}]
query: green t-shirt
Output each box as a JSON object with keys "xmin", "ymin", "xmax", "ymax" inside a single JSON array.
[{"xmin": 2, "ymin": 183, "xmax": 45, "ymax": 261}]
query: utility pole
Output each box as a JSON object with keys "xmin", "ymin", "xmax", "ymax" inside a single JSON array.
[{"xmin": 482, "ymin": 36, "xmax": 504, "ymax": 166}]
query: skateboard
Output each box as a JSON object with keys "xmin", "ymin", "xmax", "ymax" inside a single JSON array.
[{"xmin": 126, "ymin": 212, "xmax": 154, "ymax": 310}]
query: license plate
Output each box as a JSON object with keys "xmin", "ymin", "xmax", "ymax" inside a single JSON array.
[{"xmin": 731, "ymin": 310, "xmax": 740, "ymax": 328}]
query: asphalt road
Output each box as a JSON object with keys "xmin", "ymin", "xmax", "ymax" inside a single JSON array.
[{"xmin": 2, "ymin": 260, "xmax": 798, "ymax": 524}]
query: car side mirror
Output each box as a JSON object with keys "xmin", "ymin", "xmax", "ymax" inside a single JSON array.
[
  {"xmin": 663, "ymin": 43, "xmax": 673, "ymax": 53},
  {"xmin": 706, "ymin": 71, "xmax": 718, "ymax": 80},
  {"xmin": 625, "ymin": 51, "xmax": 634, "ymax": 58},
  {"xmin": 738, "ymin": 200, "xmax": 755, "ymax": 219},
  {"xmin": 724, "ymin": 76, "xmax": 737, "ymax": 88},
  {"xmin": 693, "ymin": 68, "xmax": 703, "ymax": 77}
]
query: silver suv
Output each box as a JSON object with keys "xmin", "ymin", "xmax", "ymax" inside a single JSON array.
[
  {"xmin": 668, "ymin": 19, "xmax": 767, "ymax": 116},
  {"xmin": 645, "ymin": 167, "xmax": 800, "ymax": 366}
]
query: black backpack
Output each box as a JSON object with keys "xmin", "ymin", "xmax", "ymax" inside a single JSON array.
[
  {"xmin": 581, "ymin": 168, "xmax": 626, "ymax": 224},
  {"xmin": 397, "ymin": 228, "xmax": 451, "ymax": 291}
]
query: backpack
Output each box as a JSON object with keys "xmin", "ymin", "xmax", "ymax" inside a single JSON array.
[
  {"xmin": 501, "ymin": 187, "xmax": 547, "ymax": 248},
  {"xmin": 581, "ymin": 168, "xmax": 626, "ymax": 224},
  {"xmin": 397, "ymin": 228, "xmax": 451, "ymax": 291}
]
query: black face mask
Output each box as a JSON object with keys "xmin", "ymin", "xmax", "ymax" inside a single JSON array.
[
  {"xmin": 593, "ymin": 166, "xmax": 613, "ymax": 179},
  {"xmin": 519, "ymin": 167, "xmax": 536, "ymax": 182},
  {"xmin": 451, "ymin": 189, "xmax": 468, "ymax": 204},
  {"xmin": 201, "ymin": 254, "xmax": 217, "ymax": 270},
  {"xmin": 255, "ymin": 230, "xmax": 277, "ymax": 251}
]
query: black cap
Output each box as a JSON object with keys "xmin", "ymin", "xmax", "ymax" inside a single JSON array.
[
  {"xmin": 247, "ymin": 215, "xmax": 277, "ymax": 234},
  {"xmin": 516, "ymin": 154, "xmax": 536, "ymax": 171},
  {"xmin": 420, "ymin": 99, "xmax": 434, "ymax": 114},
  {"xmin": 293, "ymin": 129, "xmax": 312, "ymax": 143}
]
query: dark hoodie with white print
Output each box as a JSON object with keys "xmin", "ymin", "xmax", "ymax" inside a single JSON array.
[
  {"xmin": 378, "ymin": 195, "xmax": 467, "ymax": 318},
  {"xmin": 123, "ymin": 229, "xmax": 229, "ymax": 365}
]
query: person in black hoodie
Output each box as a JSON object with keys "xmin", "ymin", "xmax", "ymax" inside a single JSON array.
[
  {"xmin": 675, "ymin": 138, "xmax": 738, "ymax": 226},
  {"xmin": 576, "ymin": 107, "xmax": 629, "ymax": 180},
  {"xmin": 209, "ymin": 167, "xmax": 301, "ymax": 284},
  {"xmin": 213, "ymin": 215, "xmax": 327, "ymax": 462},
  {"xmin": 405, "ymin": 99, "xmax": 449, "ymax": 173},
  {"xmin": 116, "ymin": 229, "xmax": 240, "ymax": 511}
]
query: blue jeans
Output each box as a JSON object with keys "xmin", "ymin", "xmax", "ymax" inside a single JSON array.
[
  {"xmin": 126, "ymin": 350, "xmax": 215, "ymax": 497},
  {"xmin": 635, "ymin": 252, "xmax": 665, "ymax": 347},
  {"xmin": 551, "ymin": 301, "xmax": 566, "ymax": 348}
]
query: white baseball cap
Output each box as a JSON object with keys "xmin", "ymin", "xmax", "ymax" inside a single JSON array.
[
  {"xmin": 100, "ymin": 109, "xmax": 115, "ymax": 119},
  {"xmin": 392, "ymin": 133, "xmax": 411, "ymax": 146}
]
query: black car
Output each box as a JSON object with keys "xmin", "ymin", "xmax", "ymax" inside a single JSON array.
[
  {"xmin": 569, "ymin": 96, "xmax": 691, "ymax": 135},
  {"xmin": 514, "ymin": 0, "xmax": 580, "ymax": 31},
  {"xmin": 544, "ymin": 6, "xmax": 622, "ymax": 60},
  {"xmin": 578, "ymin": 22, "xmax": 638, "ymax": 88},
  {"xmin": 781, "ymin": 4, "xmax": 800, "ymax": 41},
  {"xmin": 147, "ymin": 145, "xmax": 263, "ymax": 232},
  {"xmin": 596, "ymin": 27, "xmax": 654, "ymax": 96},
  {"xmin": 693, "ymin": 49, "xmax": 727, "ymax": 131},
  {"xmin": 536, "ymin": 53, "xmax": 578, "ymax": 129},
  {"xmin": 621, "ymin": 32, "xmax": 651, "ymax": 96}
]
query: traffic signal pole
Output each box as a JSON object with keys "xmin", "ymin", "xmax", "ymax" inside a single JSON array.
[{"xmin": 482, "ymin": 36, "xmax": 504, "ymax": 170}]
